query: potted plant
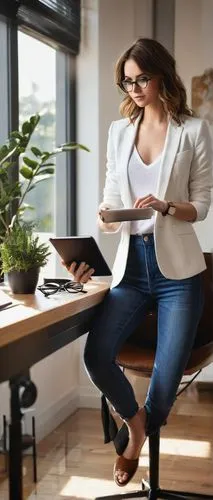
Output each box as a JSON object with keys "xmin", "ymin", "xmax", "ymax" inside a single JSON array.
[
  {"xmin": 0, "ymin": 221, "xmax": 51, "ymax": 294},
  {"xmin": 0, "ymin": 113, "xmax": 89, "ymax": 281}
]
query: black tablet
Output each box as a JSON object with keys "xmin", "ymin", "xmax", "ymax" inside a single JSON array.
[{"xmin": 49, "ymin": 236, "xmax": 112, "ymax": 276}]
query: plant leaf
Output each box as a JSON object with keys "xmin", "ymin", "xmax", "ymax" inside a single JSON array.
[
  {"xmin": 0, "ymin": 221, "xmax": 51, "ymax": 273},
  {"xmin": 22, "ymin": 121, "xmax": 32, "ymax": 135},
  {"xmin": 61, "ymin": 142, "xmax": 90, "ymax": 152},
  {"xmin": 41, "ymin": 152, "xmax": 50, "ymax": 161},
  {"xmin": 0, "ymin": 145, "xmax": 8, "ymax": 158},
  {"xmin": 40, "ymin": 162, "xmax": 55, "ymax": 167},
  {"xmin": 31, "ymin": 146, "xmax": 42, "ymax": 157},
  {"xmin": 10, "ymin": 131, "xmax": 23, "ymax": 140},
  {"xmin": 1, "ymin": 160, "xmax": 17, "ymax": 169},
  {"xmin": 23, "ymin": 157, "xmax": 38, "ymax": 169},
  {"xmin": 30, "ymin": 114, "xmax": 40, "ymax": 127},
  {"xmin": 20, "ymin": 165, "xmax": 33, "ymax": 179},
  {"xmin": 37, "ymin": 168, "xmax": 54, "ymax": 175},
  {"xmin": 0, "ymin": 146, "xmax": 18, "ymax": 166}
]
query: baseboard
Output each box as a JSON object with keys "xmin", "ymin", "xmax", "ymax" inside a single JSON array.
[
  {"xmin": 195, "ymin": 364, "xmax": 213, "ymax": 383},
  {"xmin": 196, "ymin": 381, "xmax": 213, "ymax": 392},
  {"xmin": 79, "ymin": 385, "xmax": 101, "ymax": 409},
  {"xmin": 27, "ymin": 388, "xmax": 79, "ymax": 442}
]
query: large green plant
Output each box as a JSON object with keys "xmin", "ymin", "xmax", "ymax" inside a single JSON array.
[
  {"xmin": 0, "ymin": 222, "xmax": 51, "ymax": 273},
  {"xmin": 0, "ymin": 113, "xmax": 89, "ymax": 240}
]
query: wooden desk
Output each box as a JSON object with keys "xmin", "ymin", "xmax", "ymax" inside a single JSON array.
[{"xmin": 0, "ymin": 281, "xmax": 109, "ymax": 500}]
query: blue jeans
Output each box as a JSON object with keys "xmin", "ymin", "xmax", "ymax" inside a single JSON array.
[{"xmin": 84, "ymin": 234, "xmax": 204, "ymax": 435}]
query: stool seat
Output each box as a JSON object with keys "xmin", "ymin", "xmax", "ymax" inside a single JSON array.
[{"xmin": 117, "ymin": 340, "xmax": 213, "ymax": 376}]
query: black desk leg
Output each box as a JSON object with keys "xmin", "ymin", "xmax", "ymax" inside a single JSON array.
[
  {"xmin": 8, "ymin": 374, "xmax": 37, "ymax": 500},
  {"xmin": 9, "ymin": 378, "xmax": 23, "ymax": 500}
]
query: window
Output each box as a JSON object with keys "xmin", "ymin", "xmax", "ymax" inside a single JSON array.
[
  {"xmin": 18, "ymin": 31, "xmax": 56, "ymax": 233},
  {"xmin": 1, "ymin": 3, "xmax": 78, "ymax": 277}
]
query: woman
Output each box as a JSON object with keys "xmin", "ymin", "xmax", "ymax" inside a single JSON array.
[{"xmin": 66, "ymin": 38, "xmax": 213, "ymax": 486}]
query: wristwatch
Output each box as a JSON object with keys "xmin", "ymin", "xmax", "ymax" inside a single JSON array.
[{"xmin": 162, "ymin": 201, "xmax": 176, "ymax": 216}]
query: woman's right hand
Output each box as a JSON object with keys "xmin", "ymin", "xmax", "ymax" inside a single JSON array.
[
  {"xmin": 61, "ymin": 260, "xmax": 95, "ymax": 283},
  {"xmin": 98, "ymin": 209, "xmax": 121, "ymax": 232}
]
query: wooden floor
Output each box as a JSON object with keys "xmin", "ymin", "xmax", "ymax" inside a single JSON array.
[{"xmin": 0, "ymin": 382, "xmax": 213, "ymax": 499}]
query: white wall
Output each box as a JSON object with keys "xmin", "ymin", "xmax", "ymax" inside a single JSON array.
[
  {"xmin": 175, "ymin": 0, "xmax": 213, "ymax": 381},
  {"xmin": 175, "ymin": 0, "xmax": 213, "ymax": 253}
]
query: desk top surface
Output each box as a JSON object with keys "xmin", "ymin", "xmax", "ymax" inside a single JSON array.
[{"xmin": 0, "ymin": 280, "xmax": 109, "ymax": 348}]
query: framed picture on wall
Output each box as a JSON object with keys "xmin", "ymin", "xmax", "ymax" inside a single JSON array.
[
  {"xmin": 192, "ymin": 69, "xmax": 213, "ymax": 210},
  {"xmin": 192, "ymin": 69, "xmax": 213, "ymax": 128}
]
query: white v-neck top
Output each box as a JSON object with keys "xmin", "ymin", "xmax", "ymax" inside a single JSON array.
[{"xmin": 128, "ymin": 147, "xmax": 161, "ymax": 234}]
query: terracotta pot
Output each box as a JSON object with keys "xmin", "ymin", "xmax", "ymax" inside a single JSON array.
[{"xmin": 8, "ymin": 267, "xmax": 40, "ymax": 294}]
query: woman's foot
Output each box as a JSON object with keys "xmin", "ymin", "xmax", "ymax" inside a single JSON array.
[
  {"xmin": 114, "ymin": 455, "xmax": 139, "ymax": 487},
  {"xmin": 114, "ymin": 407, "xmax": 147, "ymax": 486}
]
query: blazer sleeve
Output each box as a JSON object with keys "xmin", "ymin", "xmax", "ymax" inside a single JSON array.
[
  {"xmin": 100, "ymin": 121, "xmax": 123, "ymax": 209},
  {"xmin": 98, "ymin": 122, "xmax": 124, "ymax": 233},
  {"xmin": 189, "ymin": 120, "xmax": 213, "ymax": 221}
]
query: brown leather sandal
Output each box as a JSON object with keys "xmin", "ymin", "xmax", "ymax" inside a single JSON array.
[{"xmin": 113, "ymin": 454, "xmax": 139, "ymax": 487}]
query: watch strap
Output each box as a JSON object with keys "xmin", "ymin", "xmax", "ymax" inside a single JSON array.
[
  {"xmin": 162, "ymin": 201, "xmax": 170, "ymax": 216},
  {"xmin": 162, "ymin": 201, "xmax": 176, "ymax": 216}
]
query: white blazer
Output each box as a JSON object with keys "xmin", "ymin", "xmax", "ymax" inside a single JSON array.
[{"xmin": 99, "ymin": 115, "xmax": 213, "ymax": 288}]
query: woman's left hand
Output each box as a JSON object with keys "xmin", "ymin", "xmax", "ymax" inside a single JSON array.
[{"xmin": 134, "ymin": 194, "xmax": 168, "ymax": 214}]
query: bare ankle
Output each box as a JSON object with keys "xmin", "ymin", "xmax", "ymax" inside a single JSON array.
[{"xmin": 127, "ymin": 407, "xmax": 146, "ymax": 430}]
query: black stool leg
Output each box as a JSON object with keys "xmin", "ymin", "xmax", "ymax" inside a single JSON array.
[
  {"xmin": 148, "ymin": 430, "xmax": 160, "ymax": 499},
  {"xmin": 32, "ymin": 416, "xmax": 37, "ymax": 483}
]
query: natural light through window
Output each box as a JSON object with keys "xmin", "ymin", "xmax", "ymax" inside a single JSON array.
[
  {"xmin": 18, "ymin": 31, "xmax": 56, "ymax": 233},
  {"xmin": 159, "ymin": 437, "xmax": 210, "ymax": 458},
  {"xmin": 60, "ymin": 476, "xmax": 139, "ymax": 498},
  {"xmin": 137, "ymin": 437, "xmax": 210, "ymax": 467}
]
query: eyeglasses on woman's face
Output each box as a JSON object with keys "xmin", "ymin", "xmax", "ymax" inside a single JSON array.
[
  {"xmin": 119, "ymin": 75, "xmax": 152, "ymax": 93},
  {"xmin": 38, "ymin": 280, "xmax": 87, "ymax": 298}
]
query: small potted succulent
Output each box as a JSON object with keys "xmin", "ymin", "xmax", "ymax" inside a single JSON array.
[{"xmin": 0, "ymin": 221, "xmax": 51, "ymax": 294}]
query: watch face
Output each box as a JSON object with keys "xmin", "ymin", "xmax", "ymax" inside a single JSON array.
[{"xmin": 168, "ymin": 205, "xmax": 176, "ymax": 216}]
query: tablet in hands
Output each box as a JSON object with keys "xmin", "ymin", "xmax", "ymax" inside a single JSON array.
[
  {"xmin": 100, "ymin": 207, "xmax": 153, "ymax": 223},
  {"xmin": 49, "ymin": 236, "xmax": 112, "ymax": 276}
]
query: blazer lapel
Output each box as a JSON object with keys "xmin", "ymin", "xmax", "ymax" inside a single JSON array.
[
  {"xmin": 120, "ymin": 114, "xmax": 142, "ymax": 207},
  {"xmin": 119, "ymin": 116, "xmax": 183, "ymax": 206},
  {"xmin": 156, "ymin": 119, "xmax": 183, "ymax": 200}
]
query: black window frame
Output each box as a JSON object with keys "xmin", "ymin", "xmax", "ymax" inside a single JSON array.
[
  {"xmin": 0, "ymin": 1, "xmax": 80, "ymax": 54},
  {"xmin": 0, "ymin": 2, "xmax": 79, "ymax": 236}
]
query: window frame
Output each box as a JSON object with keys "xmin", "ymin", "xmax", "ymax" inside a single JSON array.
[
  {"xmin": 0, "ymin": 0, "xmax": 81, "ymax": 54},
  {"xmin": 55, "ymin": 53, "xmax": 77, "ymax": 237},
  {"xmin": 0, "ymin": 15, "xmax": 77, "ymax": 238}
]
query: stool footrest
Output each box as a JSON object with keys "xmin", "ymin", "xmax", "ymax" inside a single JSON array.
[{"xmin": 95, "ymin": 485, "xmax": 213, "ymax": 500}]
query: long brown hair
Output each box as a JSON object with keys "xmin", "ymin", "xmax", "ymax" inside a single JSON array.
[{"xmin": 115, "ymin": 38, "xmax": 193, "ymax": 124}]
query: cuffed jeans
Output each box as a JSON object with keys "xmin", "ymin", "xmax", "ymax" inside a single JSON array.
[{"xmin": 84, "ymin": 234, "xmax": 204, "ymax": 435}]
